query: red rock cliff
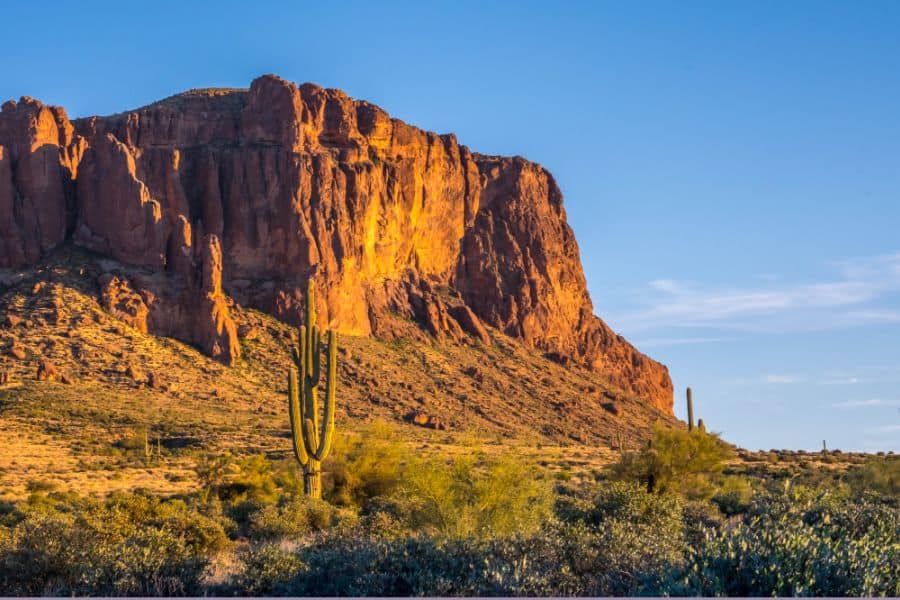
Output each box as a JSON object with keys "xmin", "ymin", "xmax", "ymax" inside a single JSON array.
[{"xmin": 0, "ymin": 75, "xmax": 672, "ymax": 412}]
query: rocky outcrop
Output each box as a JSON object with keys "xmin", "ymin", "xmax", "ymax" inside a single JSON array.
[
  {"xmin": 97, "ymin": 233, "xmax": 239, "ymax": 366},
  {"xmin": 0, "ymin": 97, "xmax": 84, "ymax": 268},
  {"xmin": 0, "ymin": 75, "xmax": 672, "ymax": 412}
]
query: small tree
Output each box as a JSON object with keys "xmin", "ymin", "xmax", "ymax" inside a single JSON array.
[{"xmin": 609, "ymin": 424, "xmax": 734, "ymax": 498}]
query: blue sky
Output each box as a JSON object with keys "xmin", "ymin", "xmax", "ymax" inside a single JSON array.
[{"xmin": 3, "ymin": 1, "xmax": 898, "ymax": 451}]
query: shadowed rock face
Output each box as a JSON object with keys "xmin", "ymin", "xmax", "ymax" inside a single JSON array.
[{"xmin": 0, "ymin": 74, "xmax": 672, "ymax": 412}]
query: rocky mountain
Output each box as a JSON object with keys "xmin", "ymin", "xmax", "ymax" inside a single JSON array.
[{"xmin": 0, "ymin": 74, "xmax": 672, "ymax": 413}]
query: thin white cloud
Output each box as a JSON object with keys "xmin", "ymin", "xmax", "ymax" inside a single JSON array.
[
  {"xmin": 765, "ymin": 374, "xmax": 801, "ymax": 384},
  {"xmin": 634, "ymin": 336, "xmax": 738, "ymax": 348},
  {"xmin": 610, "ymin": 252, "xmax": 900, "ymax": 334},
  {"xmin": 820, "ymin": 377, "xmax": 861, "ymax": 385},
  {"xmin": 845, "ymin": 309, "xmax": 900, "ymax": 323},
  {"xmin": 832, "ymin": 398, "xmax": 900, "ymax": 409}
]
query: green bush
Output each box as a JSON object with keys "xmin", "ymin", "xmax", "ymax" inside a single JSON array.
[
  {"xmin": 324, "ymin": 421, "xmax": 409, "ymax": 507},
  {"xmin": 236, "ymin": 543, "xmax": 307, "ymax": 595},
  {"xmin": 395, "ymin": 452, "xmax": 554, "ymax": 539},
  {"xmin": 711, "ymin": 475, "xmax": 754, "ymax": 516},
  {"xmin": 325, "ymin": 424, "xmax": 553, "ymax": 540},
  {"xmin": 24, "ymin": 479, "xmax": 59, "ymax": 494},
  {"xmin": 247, "ymin": 495, "xmax": 335, "ymax": 541},
  {"xmin": 663, "ymin": 490, "xmax": 900, "ymax": 596},
  {"xmin": 246, "ymin": 482, "xmax": 683, "ymax": 596},
  {"xmin": 609, "ymin": 424, "xmax": 735, "ymax": 498},
  {"xmin": 249, "ymin": 531, "xmax": 578, "ymax": 596},
  {"xmin": 570, "ymin": 482, "xmax": 689, "ymax": 594},
  {"xmin": 0, "ymin": 493, "xmax": 228, "ymax": 596},
  {"xmin": 845, "ymin": 456, "xmax": 900, "ymax": 499}
]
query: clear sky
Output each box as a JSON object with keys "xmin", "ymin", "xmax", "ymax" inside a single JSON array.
[{"xmin": 3, "ymin": 1, "xmax": 898, "ymax": 452}]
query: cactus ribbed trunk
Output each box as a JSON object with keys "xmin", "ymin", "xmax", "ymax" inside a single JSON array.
[{"xmin": 304, "ymin": 462, "xmax": 322, "ymax": 498}]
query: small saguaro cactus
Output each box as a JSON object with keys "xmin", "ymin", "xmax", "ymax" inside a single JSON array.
[
  {"xmin": 686, "ymin": 387, "xmax": 695, "ymax": 431},
  {"xmin": 143, "ymin": 428, "xmax": 151, "ymax": 459},
  {"xmin": 287, "ymin": 280, "xmax": 338, "ymax": 499},
  {"xmin": 697, "ymin": 418, "xmax": 706, "ymax": 433}
]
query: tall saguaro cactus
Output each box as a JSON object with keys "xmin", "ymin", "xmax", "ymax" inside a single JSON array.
[
  {"xmin": 287, "ymin": 280, "xmax": 338, "ymax": 499},
  {"xmin": 686, "ymin": 387, "xmax": 695, "ymax": 432}
]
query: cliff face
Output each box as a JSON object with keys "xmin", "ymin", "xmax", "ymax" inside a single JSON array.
[{"xmin": 0, "ymin": 75, "xmax": 672, "ymax": 412}]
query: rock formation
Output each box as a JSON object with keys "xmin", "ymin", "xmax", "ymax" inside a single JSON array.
[{"xmin": 0, "ymin": 75, "xmax": 672, "ymax": 412}]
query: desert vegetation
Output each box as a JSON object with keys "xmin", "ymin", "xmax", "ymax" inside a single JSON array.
[{"xmin": 0, "ymin": 422, "xmax": 897, "ymax": 596}]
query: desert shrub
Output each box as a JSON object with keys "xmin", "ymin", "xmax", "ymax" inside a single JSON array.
[
  {"xmin": 354, "ymin": 509, "xmax": 409, "ymax": 539},
  {"xmin": 395, "ymin": 452, "xmax": 554, "ymax": 539},
  {"xmin": 271, "ymin": 482, "xmax": 686, "ymax": 595},
  {"xmin": 0, "ymin": 493, "xmax": 228, "ymax": 596},
  {"xmin": 115, "ymin": 429, "xmax": 148, "ymax": 452},
  {"xmin": 193, "ymin": 452, "xmax": 313, "ymax": 536},
  {"xmin": 565, "ymin": 482, "xmax": 689, "ymax": 594},
  {"xmin": 194, "ymin": 452, "xmax": 296, "ymax": 499},
  {"xmin": 681, "ymin": 498, "xmax": 725, "ymax": 547},
  {"xmin": 324, "ymin": 424, "xmax": 552, "ymax": 540},
  {"xmin": 255, "ymin": 531, "xmax": 579, "ymax": 596},
  {"xmin": 662, "ymin": 490, "xmax": 900, "ymax": 596},
  {"xmin": 24, "ymin": 479, "xmax": 59, "ymax": 494},
  {"xmin": 247, "ymin": 495, "xmax": 335, "ymax": 541},
  {"xmin": 845, "ymin": 456, "xmax": 900, "ymax": 499},
  {"xmin": 236, "ymin": 543, "xmax": 307, "ymax": 595},
  {"xmin": 243, "ymin": 483, "xmax": 690, "ymax": 596},
  {"xmin": 324, "ymin": 421, "xmax": 409, "ymax": 506},
  {"xmin": 711, "ymin": 475, "xmax": 754, "ymax": 516},
  {"xmin": 218, "ymin": 454, "xmax": 281, "ymax": 504},
  {"xmin": 609, "ymin": 424, "xmax": 734, "ymax": 498},
  {"xmin": 193, "ymin": 451, "xmax": 234, "ymax": 500},
  {"xmin": 0, "ymin": 502, "xmax": 19, "ymax": 529},
  {"xmin": 588, "ymin": 481, "xmax": 684, "ymax": 526}
]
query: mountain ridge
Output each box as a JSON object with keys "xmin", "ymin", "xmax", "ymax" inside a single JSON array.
[{"xmin": 0, "ymin": 74, "xmax": 672, "ymax": 413}]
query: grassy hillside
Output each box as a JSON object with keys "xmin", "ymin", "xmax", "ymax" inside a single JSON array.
[{"xmin": 1, "ymin": 247, "xmax": 676, "ymax": 500}]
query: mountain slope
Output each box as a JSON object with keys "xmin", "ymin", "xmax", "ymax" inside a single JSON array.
[{"xmin": 0, "ymin": 248, "xmax": 674, "ymax": 498}]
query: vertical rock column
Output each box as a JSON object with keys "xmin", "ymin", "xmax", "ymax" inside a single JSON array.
[{"xmin": 194, "ymin": 234, "xmax": 240, "ymax": 366}]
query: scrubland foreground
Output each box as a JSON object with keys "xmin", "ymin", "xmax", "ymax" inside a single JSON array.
[{"xmin": 0, "ymin": 422, "xmax": 897, "ymax": 597}]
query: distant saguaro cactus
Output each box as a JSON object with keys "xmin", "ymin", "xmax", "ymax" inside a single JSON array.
[
  {"xmin": 686, "ymin": 387, "xmax": 695, "ymax": 431},
  {"xmin": 288, "ymin": 280, "xmax": 338, "ymax": 499},
  {"xmin": 697, "ymin": 418, "xmax": 706, "ymax": 433}
]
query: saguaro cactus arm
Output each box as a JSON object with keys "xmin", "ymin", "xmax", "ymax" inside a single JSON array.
[
  {"xmin": 288, "ymin": 368, "xmax": 309, "ymax": 465},
  {"xmin": 315, "ymin": 329, "xmax": 337, "ymax": 460},
  {"xmin": 311, "ymin": 326, "xmax": 321, "ymax": 383}
]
